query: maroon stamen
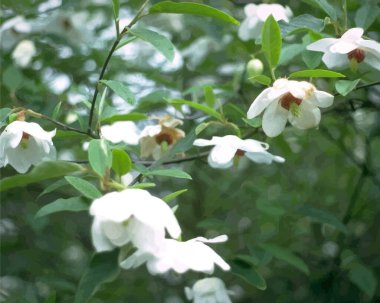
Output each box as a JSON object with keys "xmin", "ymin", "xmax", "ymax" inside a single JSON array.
[
  {"xmin": 280, "ymin": 93, "xmax": 302, "ymax": 110},
  {"xmin": 235, "ymin": 149, "xmax": 245, "ymax": 157},
  {"xmin": 155, "ymin": 133, "xmax": 173, "ymax": 145},
  {"xmin": 347, "ymin": 49, "xmax": 365, "ymax": 63},
  {"xmin": 22, "ymin": 132, "xmax": 30, "ymax": 140}
]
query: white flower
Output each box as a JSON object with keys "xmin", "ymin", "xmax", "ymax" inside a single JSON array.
[
  {"xmin": 247, "ymin": 78, "xmax": 334, "ymax": 137},
  {"xmin": 11, "ymin": 40, "xmax": 36, "ymax": 67},
  {"xmin": 238, "ymin": 3, "xmax": 292, "ymax": 41},
  {"xmin": 0, "ymin": 121, "xmax": 56, "ymax": 173},
  {"xmin": 306, "ymin": 28, "xmax": 380, "ymax": 70},
  {"xmin": 185, "ymin": 277, "xmax": 233, "ymax": 303},
  {"xmin": 89, "ymin": 189, "xmax": 181, "ymax": 253},
  {"xmin": 100, "ymin": 121, "xmax": 140, "ymax": 145},
  {"xmin": 193, "ymin": 135, "xmax": 284, "ymax": 169},
  {"xmin": 120, "ymin": 235, "xmax": 230, "ymax": 275},
  {"xmin": 139, "ymin": 116, "xmax": 185, "ymax": 160}
]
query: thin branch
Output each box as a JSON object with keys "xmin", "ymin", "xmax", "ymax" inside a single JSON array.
[
  {"xmin": 87, "ymin": 0, "xmax": 150, "ymax": 135},
  {"xmin": 343, "ymin": 172, "xmax": 366, "ymax": 224}
]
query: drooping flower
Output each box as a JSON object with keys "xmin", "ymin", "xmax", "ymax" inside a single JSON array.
[
  {"xmin": 120, "ymin": 235, "xmax": 230, "ymax": 275},
  {"xmin": 11, "ymin": 40, "xmax": 36, "ymax": 67},
  {"xmin": 238, "ymin": 3, "xmax": 292, "ymax": 41},
  {"xmin": 139, "ymin": 116, "xmax": 185, "ymax": 160},
  {"xmin": 100, "ymin": 121, "xmax": 140, "ymax": 145},
  {"xmin": 193, "ymin": 135, "xmax": 284, "ymax": 169},
  {"xmin": 0, "ymin": 121, "xmax": 56, "ymax": 173},
  {"xmin": 247, "ymin": 78, "xmax": 334, "ymax": 137},
  {"xmin": 306, "ymin": 28, "xmax": 380, "ymax": 71},
  {"xmin": 185, "ymin": 277, "xmax": 233, "ymax": 303},
  {"xmin": 90, "ymin": 189, "xmax": 181, "ymax": 253}
]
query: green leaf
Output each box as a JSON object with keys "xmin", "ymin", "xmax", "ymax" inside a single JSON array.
[
  {"xmin": 149, "ymin": 1, "xmax": 239, "ymax": 25},
  {"xmin": 116, "ymin": 36, "xmax": 137, "ymax": 50},
  {"xmin": 65, "ymin": 176, "xmax": 102, "ymax": 200},
  {"xmin": 112, "ymin": 149, "xmax": 132, "ymax": 176},
  {"xmin": 355, "ymin": 3, "xmax": 380, "ymax": 30},
  {"xmin": 335, "ymin": 79, "xmax": 360, "ymax": 97},
  {"xmin": 0, "ymin": 161, "xmax": 83, "ymax": 192},
  {"xmin": 242, "ymin": 117, "xmax": 262, "ymax": 128},
  {"xmin": 98, "ymin": 86, "xmax": 108, "ymax": 120},
  {"xmin": 203, "ymin": 85, "xmax": 216, "ymax": 108},
  {"xmin": 0, "ymin": 108, "xmax": 12, "ymax": 128},
  {"xmin": 248, "ymin": 75, "xmax": 272, "ymax": 86},
  {"xmin": 3, "ymin": 66, "xmax": 23, "ymax": 90},
  {"xmin": 144, "ymin": 169, "xmax": 192, "ymax": 180},
  {"xmin": 195, "ymin": 122, "xmax": 210, "ymax": 135},
  {"xmin": 349, "ymin": 263, "xmax": 377, "ymax": 299},
  {"xmin": 35, "ymin": 197, "xmax": 88, "ymax": 218},
  {"xmin": 289, "ymin": 69, "xmax": 345, "ymax": 78},
  {"xmin": 162, "ymin": 189, "xmax": 188, "ymax": 202},
  {"xmin": 129, "ymin": 27, "xmax": 175, "ymax": 62},
  {"xmin": 112, "ymin": 0, "xmax": 119, "ymax": 20},
  {"xmin": 303, "ymin": 0, "xmax": 338, "ymax": 21},
  {"xmin": 88, "ymin": 139, "xmax": 112, "ymax": 177},
  {"xmin": 169, "ymin": 99, "xmax": 223, "ymax": 121},
  {"xmin": 279, "ymin": 14, "xmax": 325, "ymax": 36},
  {"xmin": 38, "ymin": 178, "xmax": 68, "ymax": 198},
  {"xmin": 297, "ymin": 205, "xmax": 348, "ymax": 234},
  {"xmin": 101, "ymin": 112, "xmax": 147, "ymax": 123},
  {"xmin": 43, "ymin": 291, "xmax": 56, "ymax": 303},
  {"xmin": 74, "ymin": 250, "xmax": 120, "ymax": 303},
  {"xmin": 52, "ymin": 101, "xmax": 62, "ymax": 120},
  {"xmin": 260, "ymin": 243, "xmax": 310, "ymax": 275},
  {"xmin": 230, "ymin": 259, "xmax": 267, "ymax": 290},
  {"xmin": 261, "ymin": 15, "xmax": 282, "ymax": 69},
  {"xmin": 100, "ymin": 80, "xmax": 135, "ymax": 105},
  {"xmin": 129, "ymin": 182, "xmax": 156, "ymax": 189}
]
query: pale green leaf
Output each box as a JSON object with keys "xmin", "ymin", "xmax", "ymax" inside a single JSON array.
[
  {"xmin": 355, "ymin": 3, "xmax": 380, "ymax": 30},
  {"xmin": 261, "ymin": 15, "xmax": 282, "ymax": 69},
  {"xmin": 248, "ymin": 75, "xmax": 272, "ymax": 86},
  {"xmin": 88, "ymin": 139, "xmax": 112, "ymax": 177},
  {"xmin": 279, "ymin": 14, "xmax": 325, "ymax": 36},
  {"xmin": 169, "ymin": 99, "xmax": 223, "ymax": 121},
  {"xmin": 38, "ymin": 178, "xmax": 68, "ymax": 198},
  {"xmin": 144, "ymin": 169, "xmax": 192, "ymax": 180},
  {"xmin": 112, "ymin": 149, "xmax": 132, "ymax": 176},
  {"xmin": 101, "ymin": 112, "xmax": 147, "ymax": 123},
  {"xmin": 65, "ymin": 176, "xmax": 102, "ymax": 200},
  {"xmin": 100, "ymin": 80, "xmax": 135, "ymax": 105},
  {"xmin": 149, "ymin": 1, "xmax": 239, "ymax": 25},
  {"xmin": 129, "ymin": 27, "xmax": 175, "ymax": 62},
  {"xmin": 162, "ymin": 189, "xmax": 188, "ymax": 202},
  {"xmin": 0, "ymin": 108, "xmax": 12, "ymax": 128},
  {"xmin": 203, "ymin": 85, "xmax": 216, "ymax": 108},
  {"xmin": 335, "ymin": 79, "xmax": 360, "ymax": 97},
  {"xmin": 112, "ymin": 0, "xmax": 119, "ymax": 20},
  {"xmin": 35, "ymin": 197, "xmax": 88, "ymax": 218},
  {"xmin": 0, "ymin": 161, "xmax": 84, "ymax": 192},
  {"xmin": 116, "ymin": 36, "xmax": 137, "ymax": 50},
  {"xmin": 289, "ymin": 69, "xmax": 345, "ymax": 78}
]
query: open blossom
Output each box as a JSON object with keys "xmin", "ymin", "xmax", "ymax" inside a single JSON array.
[
  {"xmin": 11, "ymin": 40, "xmax": 37, "ymax": 67},
  {"xmin": 0, "ymin": 121, "xmax": 56, "ymax": 173},
  {"xmin": 194, "ymin": 135, "xmax": 284, "ymax": 169},
  {"xmin": 139, "ymin": 116, "xmax": 185, "ymax": 160},
  {"xmin": 239, "ymin": 3, "xmax": 292, "ymax": 41},
  {"xmin": 90, "ymin": 189, "xmax": 181, "ymax": 253},
  {"xmin": 100, "ymin": 121, "xmax": 140, "ymax": 145},
  {"xmin": 120, "ymin": 235, "xmax": 230, "ymax": 275},
  {"xmin": 185, "ymin": 277, "xmax": 233, "ymax": 303},
  {"xmin": 306, "ymin": 28, "xmax": 380, "ymax": 71},
  {"xmin": 247, "ymin": 78, "xmax": 334, "ymax": 137}
]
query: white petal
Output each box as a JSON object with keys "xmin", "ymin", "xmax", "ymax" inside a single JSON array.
[
  {"xmin": 101, "ymin": 121, "xmax": 140, "ymax": 145},
  {"xmin": 102, "ymin": 220, "xmax": 131, "ymax": 247},
  {"xmin": 307, "ymin": 38, "xmax": 337, "ymax": 52},
  {"xmin": 192, "ymin": 235, "xmax": 228, "ymax": 244},
  {"xmin": 120, "ymin": 250, "xmax": 151, "ymax": 270},
  {"xmin": 91, "ymin": 218, "xmax": 115, "ymax": 252},
  {"xmin": 340, "ymin": 28, "xmax": 364, "ymax": 41},
  {"xmin": 245, "ymin": 150, "xmax": 285, "ymax": 164},
  {"xmin": 321, "ymin": 52, "xmax": 349, "ymax": 69},
  {"xmin": 262, "ymin": 102, "xmax": 288, "ymax": 137},
  {"xmin": 364, "ymin": 52, "xmax": 380, "ymax": 71},
  {"xmin": 208, "ymin": 145, "xmax": 236, "ymax": 169},
  {"xmin": 244, "ymin": 3, "xmax": 257, "ymax": 17},
  {"xmin": 309, "ymin": 90, "xmax": 334, "ymax": 108},
  {"xmin": 239, "ymin": 139, "xmax": 268, "ymax": 152},
  {"xmin": 357, "ymin": 39, "xmax": 380, "ymax": 54},
  {"xmin": 193, "ymin": 138, "xmax": 215, "ymax": 147},
  {"xmin": 247, "ymin": 87, "xmax": 274, "ymax": 119},
  {"xmin": 329, "ymin": 40, "xmax": 357, "ymax": 54},
  {"xmin": 289, "ymin": 102, "xmax": 321, "ymax": 129}
]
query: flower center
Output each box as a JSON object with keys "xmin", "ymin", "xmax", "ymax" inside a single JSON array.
[
  {"xmin": 280, "ymin": 93, "xmax": 302, "ymax": 110},
  {"xmin": 235, "ymin": 149, "xmax": 245, "ymax": 157},
  {"xmin": 155, "ymin": 132, "xmax": 173, "ymax": 145},
  {"xmin": 20, "ymin": 132, "xmax": 30, "ymax": 149},
  {"xmin": 347, "ymin": 49, "xmax": 365, "ymax": 63}
]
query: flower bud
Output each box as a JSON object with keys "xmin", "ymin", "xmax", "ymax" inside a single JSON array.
[{"xmin": 246, "ymin": 58, "xmax": 264, "ymax": 78}]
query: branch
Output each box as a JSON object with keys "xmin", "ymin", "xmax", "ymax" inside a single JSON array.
[
  {"xmin": 87, "ymin": 0, "xmax": 150, "ymax": 135},
  {"xmin": 342, "ymin": 171, "xmax": 366, "ymax": 224}
]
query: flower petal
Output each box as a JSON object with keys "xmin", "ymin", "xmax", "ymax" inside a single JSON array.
[
  {"xmin": 262, "ymin": 101, "xmax": 288, "ymax": 137},
  {"xmin": 307, "ymin": 38, "xmax": 337, "ymax": 52},
  {"xmin": 289, "ymin": 102, "xmax": 321, "ymax": 129},
  {"xmin": 357, "ymin": 39, "xmax": 380, "ymax": 54},
  {"xmin": 208, "ymin": 145, "xmax": 236, "ymax": 169},
  {"xmin": 309, "ymin": 90, "xmax": 334, "ymax": 108},
  {"xmin": 91, "ymin": 218, "xmax": 115, "ymax": 252},
  {"xmin": 245, "ymin": 151, "xmax": 285, "ymax": 164},
  {"xmin": 247, "ymin": 87, "xmax": 274, "ymax": 119},
  {"xmin": 321, "ymin": 51, "xmax": 348, "ymax": 69},
  {"xmin": 340, "ymin": 28, "xmax": 364, "ymax": 41},
  {"xmin": 364, "ymin": 52, "xmax": 380, "ymax": 71}
]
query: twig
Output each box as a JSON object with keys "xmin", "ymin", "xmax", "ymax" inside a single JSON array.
[
  {"xmin": 343, "ymin": 171, "xmax": 366, "ymax": 224},
  {"xmin": 87, "ymin": 0, "xmax": 150, "ymax": 134}
]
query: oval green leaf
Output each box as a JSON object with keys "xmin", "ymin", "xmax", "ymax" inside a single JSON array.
[
  {"xmin": 88, "ymin": 139, "xmax": 112, "ymax": 177},
  {"xmin": 261, "ymin": 15, "xmax": 282, "ymax": 69},
  {"xmin": 111, "ymin": 149, "xmax": 132, "ymax": 176},
  {"xmin": 100, "ymin": 80, "xmax": 135, "ymax": 105},
  {"xmin": 230, "ymin": 259, "xmax": 267, "ymax": 290},
  {"xmin": 149, "ymin": 1, "xmax": 239, "ymax": 25},
  {"xmin": 35, "ymin": 197, "xmax": 88, "ymax": 218},
  {"xmin": 144, "ymin": 169, "xmax": 192, "ymax": 180},
  {"xmin": 289, "ymin": 69, "xmax": 345, "ymax": 78},
  {"xmin": 65, "ymin": 176, "xmax": 102, "ymax": 200},
  {"xmin": 169, "ymin": 99, "xmax": 223, "ymax": 121}
]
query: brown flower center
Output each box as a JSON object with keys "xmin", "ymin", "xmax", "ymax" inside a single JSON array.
[
  {"xmin": 235, "ymin": 149, "xmax": 246, "ymax": 157},
  {"xmin": 347, "ymin": 49, "xmax": 365, "ymax": 63},
  {"xmin": 155, "ymin": 132, "xmax": 173, "ymax": 145},
  {"xmin": 280, "ymin": 93, "xmax": 302, "ymax": 110},
  {"xmin": 22, "ymin": 132, "xmax": 30, "ymax": 140}
]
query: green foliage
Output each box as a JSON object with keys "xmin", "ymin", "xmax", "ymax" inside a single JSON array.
[
  {"xmin": 348, "ymin": 263, "xmax": 377, "ymax": 299},
  {"xmin": 261, "ymin": 15, "xmax": 282, "ymax": 70},
  {"xmin": 143, "ymin": 168, "xmax": 192, "ymax": 180},
  {"xmin": 289, "ymin": 69, "xmax": 345, "ymax": 78},
  {"xmin": 335, "ymin": 79, "xmax": 361, "ymax": 96},
  {"xmin": 149, "ymin": 1, "xmax": 240, "ymax": 25},
  {"xmin": 100, "ymin": 80, "xmax": 136, "ymax": 105},
  {"xmin": 0, "ymin": 108, "xmax": 12, "ymax": 128},
  {"xmin": 355, "ymin": 3, "xmax": 380, "ymax": 29},
  {"xmin": 35, "ymin": 197, "xmax": 88, "ymax": 218},
  {"xmin": 248, "ymin": 75, "xmax": 272, "ymax": 86},
  {"xmin": 129, "ymin": 27, "xmax": 175, "ymax": 62},
  {"xmin": 169, "ymin": 99, "xmax": 223, "ymax": 121},
  {"xmin": 65, "ymin": 176, "xmax": 102, "ymax": 200},
  {"xmin": 279, "ymin": 14, "xmax": 325, "ymax": 36},
  {"xmin": 162, "ymin": 189, "xmax": 188, "ymax": 202},
  {"xmin": 88, "ymin": 139, "xmax": 112, "ymax": 177},
  {"xmin": 111, "ymin": 149, "xmax": 132, "ymax": 176},
  {"xmin": 231, "ymin": 258, "xmax": 267, "ymax": 290},
  {"xmin": 74, "ymin": 250, "xmax": 120, "ymax": 303}
]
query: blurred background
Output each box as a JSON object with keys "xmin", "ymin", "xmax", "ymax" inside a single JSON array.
[{"xmin": 1, "ymin": 0, "xmax": 380, "ymax": 302}]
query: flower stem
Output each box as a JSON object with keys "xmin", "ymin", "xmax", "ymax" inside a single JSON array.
[{"xmin": 87, "ymin": 0, "xmax": 150, "ymax": 135}]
